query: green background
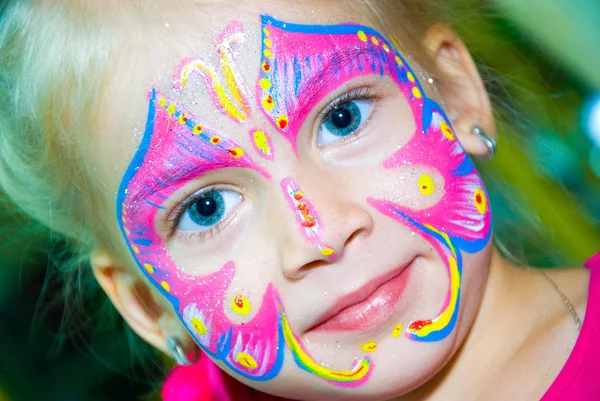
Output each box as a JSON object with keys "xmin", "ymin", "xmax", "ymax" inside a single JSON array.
[{"xmin": 1, "ymin": 0, "xmax": 599, "ymax": 400}]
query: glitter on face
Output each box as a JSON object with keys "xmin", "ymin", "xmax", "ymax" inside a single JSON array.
[
  {"xmin": 116, "ymin": 14, "xmax": 492, "ymax": 389},
  {"xmin": 281, "ymin": 177, "xmax": 336, "ymax": 261}
]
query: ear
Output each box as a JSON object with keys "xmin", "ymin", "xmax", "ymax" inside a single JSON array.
[
  {"xmin": 90, "ymin": 249, "xmax": 196, "ymax": 357},
  {"xmin": 422, "ymin": 23, "xmax": 497, "ymax": 157}
]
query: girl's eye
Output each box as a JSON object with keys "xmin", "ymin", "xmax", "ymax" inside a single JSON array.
[
  {"xmin": 317, "ymin": 99, "xmax": 374, "ymax": 147},
  {"xmin": 177, "ymin": 189, "xmax": 242, "ymax": 233}
]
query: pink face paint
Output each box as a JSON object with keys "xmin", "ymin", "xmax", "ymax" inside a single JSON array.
[
  {"xmin": 256, "ymin": 17, "xmax": 420, "ymax": 154},
  {"xmin": 367, "ymin": 106, "xmax": 492, "ymax": 341},
  {"xmin": 122, "ymin": 91, "xmax": 269, "ymax": 216},
  {"xmin": 117, "ymin": 90, "xmax": 282, "ymax": 380},
  {"xmin": 177, "ymin": 263, "xmax": 283, "ymax": 377},
  {"xmin": 281, "ymin": 177, "xmax": 335, "ymax": 259},
  {"xmin": 382, "ymin": 111, "xmax": 491, "ymax": 245}
]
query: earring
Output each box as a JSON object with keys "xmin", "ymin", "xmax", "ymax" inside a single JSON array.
[
  {"xmin": 166, "ymin": 337, "xmax": 200, "ymax": 366},
  {"xmin": 472, "ymin": 125, "xmax": 497, "ymax": 160}
]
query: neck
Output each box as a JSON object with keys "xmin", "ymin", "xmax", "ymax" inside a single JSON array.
[{"xmin": 402, "ymin": 247, "xmax": 540, "ymax": 400}]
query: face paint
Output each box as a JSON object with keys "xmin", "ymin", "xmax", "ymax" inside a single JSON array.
[
  {"xmin": 117, "ymin": 14, "xmax": 492, "ymax": 391},
  {"xmin": 280, "ymin": 177, "xmax": 335, "ymax": 259},
  {"xmin": 281, "ymin": 311, "xmax": 372, "ymax": 387},
  {"xmin": 257, "ymin": 16, "xmax": 421, "ymax": 154},
  {"xmin": 117, "ymin": 90, "xmax": 284, "ymax": 380},
  {"xmin": 174, "ymin": 21, "xmax": 251, "ymax": 123},
  {"xmin": 368, "ymin": 108, "xmax": 492, "ymax": 341},
  {"xmin": 255, "ymin": 16, "xmax": 491, "ymax": 343},
  {"xmin": 249, "ymin": 129, "xmax": 275, "ymax": 160}
]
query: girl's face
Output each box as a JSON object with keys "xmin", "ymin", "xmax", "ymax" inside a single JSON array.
[{"xmin": 98, "ymin": 2, "xmax": 492, "ymax": 399}]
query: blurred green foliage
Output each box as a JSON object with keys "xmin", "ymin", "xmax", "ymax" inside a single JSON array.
[{"xmin": 1, "ymin": 0, "xmax": 599, "ymax": 400}]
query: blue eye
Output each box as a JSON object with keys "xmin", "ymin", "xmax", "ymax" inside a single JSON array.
[
  {"xmin": 177, "ymin": 189, "xmax": 242, "ymax": 232},
  {"xmin": 318, "ymin": 99, "xmax": 374, "ymax": 147}
]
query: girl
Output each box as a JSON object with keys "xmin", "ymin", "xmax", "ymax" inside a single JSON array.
[{"xmin": 0, "ymin": 1, "xmax": 597, "ymax": 400}]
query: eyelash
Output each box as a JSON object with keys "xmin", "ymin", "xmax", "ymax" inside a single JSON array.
[
  {"xmin": 315, "ymin": 86, "xmax": 382, "ymax": 134},
  {"xmin": 166, "ymin": 185, "xmax": 235, "ymax": 241}
]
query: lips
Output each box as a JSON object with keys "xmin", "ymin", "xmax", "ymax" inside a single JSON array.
[{"xmin": 308, "ymin": 260, "xmax": 413, "ymax": 333}]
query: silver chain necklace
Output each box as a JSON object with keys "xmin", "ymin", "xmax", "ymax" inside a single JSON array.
[{"xmin": 540, "ymin": 270, "xmax": 582, "ymax": 331}]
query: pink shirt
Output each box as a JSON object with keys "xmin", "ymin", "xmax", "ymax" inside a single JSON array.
[
  {"xmin": 163, "ymin": 254, "xmax": 600, "ymax": 401},
  {"xmin": 541, "ymin": 253, "xmax": 600, "ymax": 401}
]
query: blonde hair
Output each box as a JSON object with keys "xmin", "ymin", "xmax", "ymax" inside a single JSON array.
[
  {"xmin": 0, "ymin": 0, "xmax": 441, "ymax": 257},
  {"xmin": 0, "ymin": 1, "xmax": 123, "ymax": 256}
]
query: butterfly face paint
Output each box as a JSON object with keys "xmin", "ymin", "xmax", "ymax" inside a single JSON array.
[{"xmin": 116, "ymin": 14, "xmax": 492, "ymax": 391}]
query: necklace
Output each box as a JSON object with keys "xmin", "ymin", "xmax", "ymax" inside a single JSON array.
[{"xmin": 540, "ymin": 270, "xmax": 582, "ymax": 331}]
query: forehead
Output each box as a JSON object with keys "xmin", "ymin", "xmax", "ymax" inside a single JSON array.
[{"xmin": 93, "ymin": 1, "xmax": 409, "ymax": 199}]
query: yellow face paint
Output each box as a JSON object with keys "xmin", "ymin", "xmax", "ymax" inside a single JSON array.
[
  {"xmin": 231, "ymin": 294, "xmax": 252, "ymax": 315},
  {"xmin": 237, "ymin": 353, "xmax": 259, "ymax": 370},
  {"xmin": 281, "ymin": 310, "xmax": 372, "ymax": 384},
  {"xmin": 418, "ymin": 174, "xmax": 435, "ymax": 196},
  {"xmin": 361, "ymin": 341, "xmax": 378, "ymax": 353},
  {"xmin": 191, "ymin": 317, "xmax": 207, "ymax": 335}
]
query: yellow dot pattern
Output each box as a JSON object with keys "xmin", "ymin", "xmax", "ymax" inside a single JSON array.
[
  {"xmin": 419, "ymin": 174, "xmax": 435, "ymax": 196},
  {"xmin": 440, "ymin": 121, "xmax": 455, "ymax": 141},
  {"xmin": 361, "ymin": 341, "xmax": 378, "ymax": 353},
  {"xmin": 393, "ymin": 323, "xmax": 403, "ymax": 339},
  {"xmin": 193, "ymin": 124, "xmax": 204, "ymax": 136},
  {"xmin": 229, "ymin": 147, "xmax": 245, "ymax": 159},
  {"xmin": 276, "ymin": 115, "xmax": 289, "ymax": 131},
  {"xmin": 357, "ymin": 30, "xmax": 368, "ymax": 42},
  {"xmin": 412, "ymin": 87, "xmax": 422, "ymax": 99},
  {"xmin": 262, "ymin": 94, "xmax": 275, "ymax": 111},
  {"xmin": 321, "ymin": 247, "xmax": 335, "ymax": 257},
  {"xmin": 143, "ymin": 263, "xmax": 154, "ymax": 274},
  {"xmin": 259, "ymin": 78, "xmax": 271, "ymax": 91},
  {"xmin": 474, "ymin": 189, "xmax": 487, "ymax": 214},
  {"xmin": 236, "ymin": 353, "xmax": 258, "ymax": 370},
  {"xmin": 191, "ymin": 317, "xmax": 207, "ymax": 335},
  {"xmin": 231, "ymin": 294, "xmax": 252, "ymax": 315}
]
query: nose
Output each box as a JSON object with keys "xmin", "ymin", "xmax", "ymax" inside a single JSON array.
[{"xmin": 278, "ymin": 177, "xmax": 374, "ymax": 279}]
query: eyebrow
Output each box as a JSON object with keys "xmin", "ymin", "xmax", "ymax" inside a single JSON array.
[
  {"xmin": 291, "ymin": 45, "xmax": 389, "ymax": 123},
  {"xmin": 126, "ymin": 123, "xmax": 250, "ymax": 212}
]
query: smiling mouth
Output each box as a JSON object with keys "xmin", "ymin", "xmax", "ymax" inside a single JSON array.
[{"xmin": 307, "ymin": 260, "xmax": 414, "ymax": 333}]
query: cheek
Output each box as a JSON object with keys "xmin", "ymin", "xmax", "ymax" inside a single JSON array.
[
  {"xmin": 120, "ymin": 212, "xmax": 286, "ymax": 381},
  {"xmin": 367, "ymin": 167, "xmax": 445, "ymax": 211}
]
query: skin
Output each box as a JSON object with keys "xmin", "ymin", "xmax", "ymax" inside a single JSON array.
[{"xmin": 88, "ymin": 1, "xmax": 590, "ymax": 400}]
